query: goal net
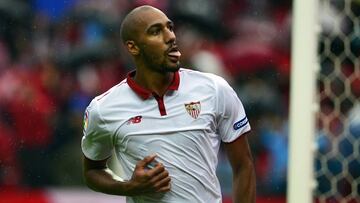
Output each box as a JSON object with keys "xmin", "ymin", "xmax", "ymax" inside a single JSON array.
[
  {"xmin": 289, "ymin": 0, "xmax": 359, "ymax": 202},
  {"xmin": 315, "ymin": 0, "xmax": 360, "ymax": 202}
]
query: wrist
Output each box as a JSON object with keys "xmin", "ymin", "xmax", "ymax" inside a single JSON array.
[{"xmin": 119, "ymin": 179, "xmax": 136, "ymax": 196}]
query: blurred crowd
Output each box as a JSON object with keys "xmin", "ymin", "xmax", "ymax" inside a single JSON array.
[{"xmin": 0, "ymin": 0, "xmax": 293, "ymax": 197}]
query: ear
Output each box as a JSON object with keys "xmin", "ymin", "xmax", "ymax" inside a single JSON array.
[{"xmin": 125, "ymin": 40, "xmax": 140, "ymax": 56}]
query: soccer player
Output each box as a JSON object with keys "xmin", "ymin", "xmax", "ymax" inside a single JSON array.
[{"xmin": 81, "ymin": 5, "xmax": 256, "ymax": 203}]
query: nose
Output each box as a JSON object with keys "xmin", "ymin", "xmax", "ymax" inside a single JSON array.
[{"xmin": 164, "ymin": 28, "xmax": 176, "ymax": 44}]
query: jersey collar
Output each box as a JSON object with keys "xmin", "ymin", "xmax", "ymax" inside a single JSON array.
[{"xmin": 126, "ymin": 70, "xmax": 180, "ymax": 100}]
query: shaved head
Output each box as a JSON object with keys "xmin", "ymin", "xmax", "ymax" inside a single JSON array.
[
  {"xmin": 120, "ymin": 5, "xmax": 164, "ymax": 44},
  {"xmin": 119, "ymin": 5, "xmax": 180, "ymax": 73}
]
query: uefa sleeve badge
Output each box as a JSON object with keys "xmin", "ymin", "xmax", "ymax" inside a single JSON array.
[{"xmin": 233, "ymin": 116, "xmax": 248, "ymax": 130}]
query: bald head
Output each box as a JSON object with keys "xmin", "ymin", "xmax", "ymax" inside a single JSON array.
[{"xmin": 120, "ymin": 5, "xmax": 165, "ymax": 44}]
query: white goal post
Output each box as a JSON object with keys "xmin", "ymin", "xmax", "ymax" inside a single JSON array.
[{"xmin": 288, "ymin": 0, "xmax": 319, "ymax": 202}]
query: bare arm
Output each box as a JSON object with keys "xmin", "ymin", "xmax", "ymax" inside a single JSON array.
[
  {"xmin": 83, "ymin": 154, "xmax": 171, "ymax": 196},
  {"xmin": 223, "ymin": 132, "xmax": 256, "ymax": 203}
]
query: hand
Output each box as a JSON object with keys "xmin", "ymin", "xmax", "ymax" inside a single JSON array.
[{"xmin": 127, "ymin": 154, "xmax": 171, "ymax": 196}]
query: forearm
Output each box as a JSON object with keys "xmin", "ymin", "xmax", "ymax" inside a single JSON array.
[
  {"xmin": 84, "ymin": 167, "xmax": 130, "ymax": 196},
  {"xmin": 232, "ymin": 160, "xmax": 256, "ymax": 203},
  {"xmin": 83, "ymin": 154, "xmax": 171, "ymax": 197}
]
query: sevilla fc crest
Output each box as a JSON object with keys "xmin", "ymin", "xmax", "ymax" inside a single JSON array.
[{"xmin": 184, "ymin": 101, "xmax": 201, "ymax": 119}]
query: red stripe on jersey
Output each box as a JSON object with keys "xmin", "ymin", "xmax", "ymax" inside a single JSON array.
[
  {"xmin": 97, "ymin": 81, "xmax": 127, "ymax": 101},
  {"xmin": 116, "ymin": 80, "xmax": 127, "ymax": 87},
  {"xmin": 154, "ymin": 95, "xmax": 167, "ymax": 116},
  {"xmin": 97, "ymin": 91, "xmax": 110, "ymax": 101}
]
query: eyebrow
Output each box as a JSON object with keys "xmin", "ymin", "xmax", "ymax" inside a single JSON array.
[{"xmin": 146, "ymin": 20, "xmax": 174, "ymax": 32}]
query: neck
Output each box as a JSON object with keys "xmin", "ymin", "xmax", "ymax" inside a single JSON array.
[{"xmin": 133, "ymin": 66, "xmax": 174, "ymax": 97}]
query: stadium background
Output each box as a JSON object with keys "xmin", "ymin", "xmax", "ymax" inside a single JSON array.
[{"xmin": 0, "ymin": 0, "xmax": 292, "ymax": 202}]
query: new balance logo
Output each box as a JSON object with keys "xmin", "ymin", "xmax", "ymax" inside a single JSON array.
[{"xmin": 127, "ymin": 116, "xmax": 142, "ymax": 125}]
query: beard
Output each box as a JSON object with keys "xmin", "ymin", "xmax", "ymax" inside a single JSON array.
[{"xmin": 141, "ymin": 49, "xmax": 180, "ymax": 73}]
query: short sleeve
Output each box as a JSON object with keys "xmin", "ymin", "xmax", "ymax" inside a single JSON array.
[
  {"xmin": 215, "ymin": 76, "xmax": 251, "ymax": 142},
  {"xmin": 81, "ymin": 99, "xmax": 113, "ymax": 160}
]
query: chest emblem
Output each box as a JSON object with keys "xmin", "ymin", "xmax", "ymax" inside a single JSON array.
[{"xmin": 184, "ymin": 101, "xmax": 201, "ymax": 119}]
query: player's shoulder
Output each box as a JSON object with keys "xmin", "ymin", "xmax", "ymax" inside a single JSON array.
[
  {"xmin": 87, "ymin": 78, "xmax": 128, "ymax": 110},
  {"xmin": 179, "ymin": 68, "xmax": 230, "ymax": 88}
]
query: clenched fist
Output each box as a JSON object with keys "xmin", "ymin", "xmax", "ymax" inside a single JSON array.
[{"xmin": 126, "ymin": 154, "xmax": 171, "ymax": 195}]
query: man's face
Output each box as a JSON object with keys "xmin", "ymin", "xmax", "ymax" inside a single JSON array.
[{"xmin": 135, "ymin": 10, "xmax": 181, "ymax": 73}]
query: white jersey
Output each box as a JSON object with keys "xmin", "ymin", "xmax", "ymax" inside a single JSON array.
[{"xmin": 81, "ymin": 68, "xmax": 251, "ymax": 203}]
